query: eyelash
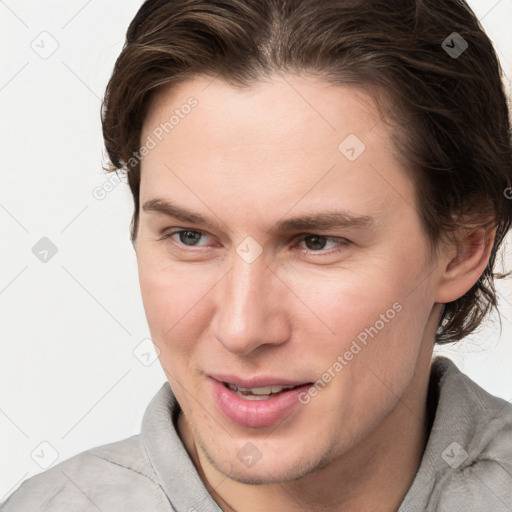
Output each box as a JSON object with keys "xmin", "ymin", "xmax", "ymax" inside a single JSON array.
[{"xmin": 157, "ymin": 229, "xmax": 350, "ymax": 255}]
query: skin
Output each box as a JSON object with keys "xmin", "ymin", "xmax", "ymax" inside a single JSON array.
[{"xmin": 135, "ymin": 73, "xmax": 495, "ymax": 511}]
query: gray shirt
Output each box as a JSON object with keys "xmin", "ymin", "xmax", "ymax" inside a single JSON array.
[{"xmin": 2, "ymin": 356, "xmax": 511, "ymax": 511}]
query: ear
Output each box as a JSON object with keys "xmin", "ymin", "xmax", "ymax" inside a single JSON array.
[{"xmin": 434, "ymin": 221, "xmax": 496, "ymax": 304}]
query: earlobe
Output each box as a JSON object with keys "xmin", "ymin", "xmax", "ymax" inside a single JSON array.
[{"xmin": 434, "ymin": 223, "xmax": 496, "ymax": 304}]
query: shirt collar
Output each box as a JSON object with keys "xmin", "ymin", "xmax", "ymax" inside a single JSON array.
[{"xmin": 141, "ymin": 382, "xmax": 223, "ymax": 512}]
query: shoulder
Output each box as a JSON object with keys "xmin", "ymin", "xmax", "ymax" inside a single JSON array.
[
  {"xmin": 400, "ymin": 357, "xmax": 512, "ymax": 512},
  {"xmin": 0, "ymin": 435, "xmax": 173, "ymax": 512},
  {"xmin": 429, "ymin": 358, "xmax": 512, "ymax": 511},
  {"xmin": 434, "ymin": 396, "xmax": 512, "ymax": 511}
]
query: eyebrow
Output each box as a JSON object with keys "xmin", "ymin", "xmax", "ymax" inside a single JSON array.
[{"xmin": 142, "ymin": 198, "xmax": 375, "ymax": 234}]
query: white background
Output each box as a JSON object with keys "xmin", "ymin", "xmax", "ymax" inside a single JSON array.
[{"xmin": 1, "ymin": 0, "xmax": 511, "ymax": 500}]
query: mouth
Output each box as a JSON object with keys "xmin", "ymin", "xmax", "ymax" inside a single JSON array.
[{"xmin": 210, "ymin": 376, "xmax": 314, "ymax": 428}]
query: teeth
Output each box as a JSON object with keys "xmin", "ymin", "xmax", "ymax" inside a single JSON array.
[
  {"xmin": 227, "ymin": 383, "xmax": 296, "ymax": 396},
  {"xmin": 237, "ymin": 393, "xmax": 272, "ymax": 401}
]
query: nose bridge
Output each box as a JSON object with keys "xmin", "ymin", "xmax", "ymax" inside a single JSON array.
[{"xmin": 213, "ymin": 247, "xmax": 288, "ymax": 355}]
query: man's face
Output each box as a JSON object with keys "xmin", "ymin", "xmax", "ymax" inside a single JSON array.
[{"xmin": 136, "ymin": 74, "xmax": 442, "ymax": 483}]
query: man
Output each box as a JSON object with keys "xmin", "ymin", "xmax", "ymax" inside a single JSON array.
[{"xmin": 2, "ymin": 0, "xmax": 511, "ymax": 510}]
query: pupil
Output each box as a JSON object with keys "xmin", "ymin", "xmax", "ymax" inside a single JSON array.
[
  {"xmin": 180, "ymin": 231, "xmax": 201, "ymax": 245},
  {"xmin": 305, "ymin": 235, "xmax": 326, "ymax": 251}
]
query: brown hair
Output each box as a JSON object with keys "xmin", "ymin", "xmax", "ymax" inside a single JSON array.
[{"xmin": 101, "ymin": 0, "xmax": 512, "ymax": 344}]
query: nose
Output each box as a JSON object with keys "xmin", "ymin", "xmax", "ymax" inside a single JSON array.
[{"xmin": 211, "ymin": 247, "xmax": 291, "ymax": 356}]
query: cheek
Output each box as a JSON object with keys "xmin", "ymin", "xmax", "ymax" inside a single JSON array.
[
  {"xmin": 138, "ymin": 235, "xmax": 431, "ymax": 366},
  {"xmin": 137, "ymin": 249, "xmax": 216, "ymax": 355},
  {"xmin": 284, "ymin": 256, "xmax": 429, "ymax": 370},
  {"xmin": 282, "ymin": 264, "xmax": 399, "ymax": 341}
]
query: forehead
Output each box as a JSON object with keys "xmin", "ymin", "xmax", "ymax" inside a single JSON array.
[
  {"xmin": 139, "ymin": 74, "xmax": 415, "ymax": 223},
  {"xmin": 143, "ymin": 74, "xmax": 388, "ymax": 151}
]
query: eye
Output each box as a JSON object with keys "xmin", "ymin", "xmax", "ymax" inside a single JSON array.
[
  {"xmin": 158, "ymin": 229, "xmax": 350, "ymax": 256},
  {"xmin": 159, "ymin": 229, "xmax": 211, "ymax": 247},
  {"xmin": 296, "ymin": 234, "xmax": 350, "ymax": 254}
]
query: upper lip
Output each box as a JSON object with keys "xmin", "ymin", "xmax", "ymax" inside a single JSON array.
[{"xmin": 209, "ymin": 373, "xmax": 312, "ymax": 388}]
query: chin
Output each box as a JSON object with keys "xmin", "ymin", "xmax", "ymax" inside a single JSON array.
[{"xmin": 198, "ymin": 434, "xmax": 334, "ymax": 485}]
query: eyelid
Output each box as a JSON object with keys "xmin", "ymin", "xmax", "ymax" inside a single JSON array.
[
  {"xmin": 159, "ymin": 228, "xmax": 350, "ymax": 255},
  {"xmin": 292, "ymin": 234, "xmax": 350, "ymax": 255},
  {"xmin": 158, "ymin": 228, "xmax": 212, "ymax": 246}
]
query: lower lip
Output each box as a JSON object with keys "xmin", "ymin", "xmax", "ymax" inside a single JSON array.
[{"xmin": 210, "ymin": 378, "xmax": 311, "ymax": 428}]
